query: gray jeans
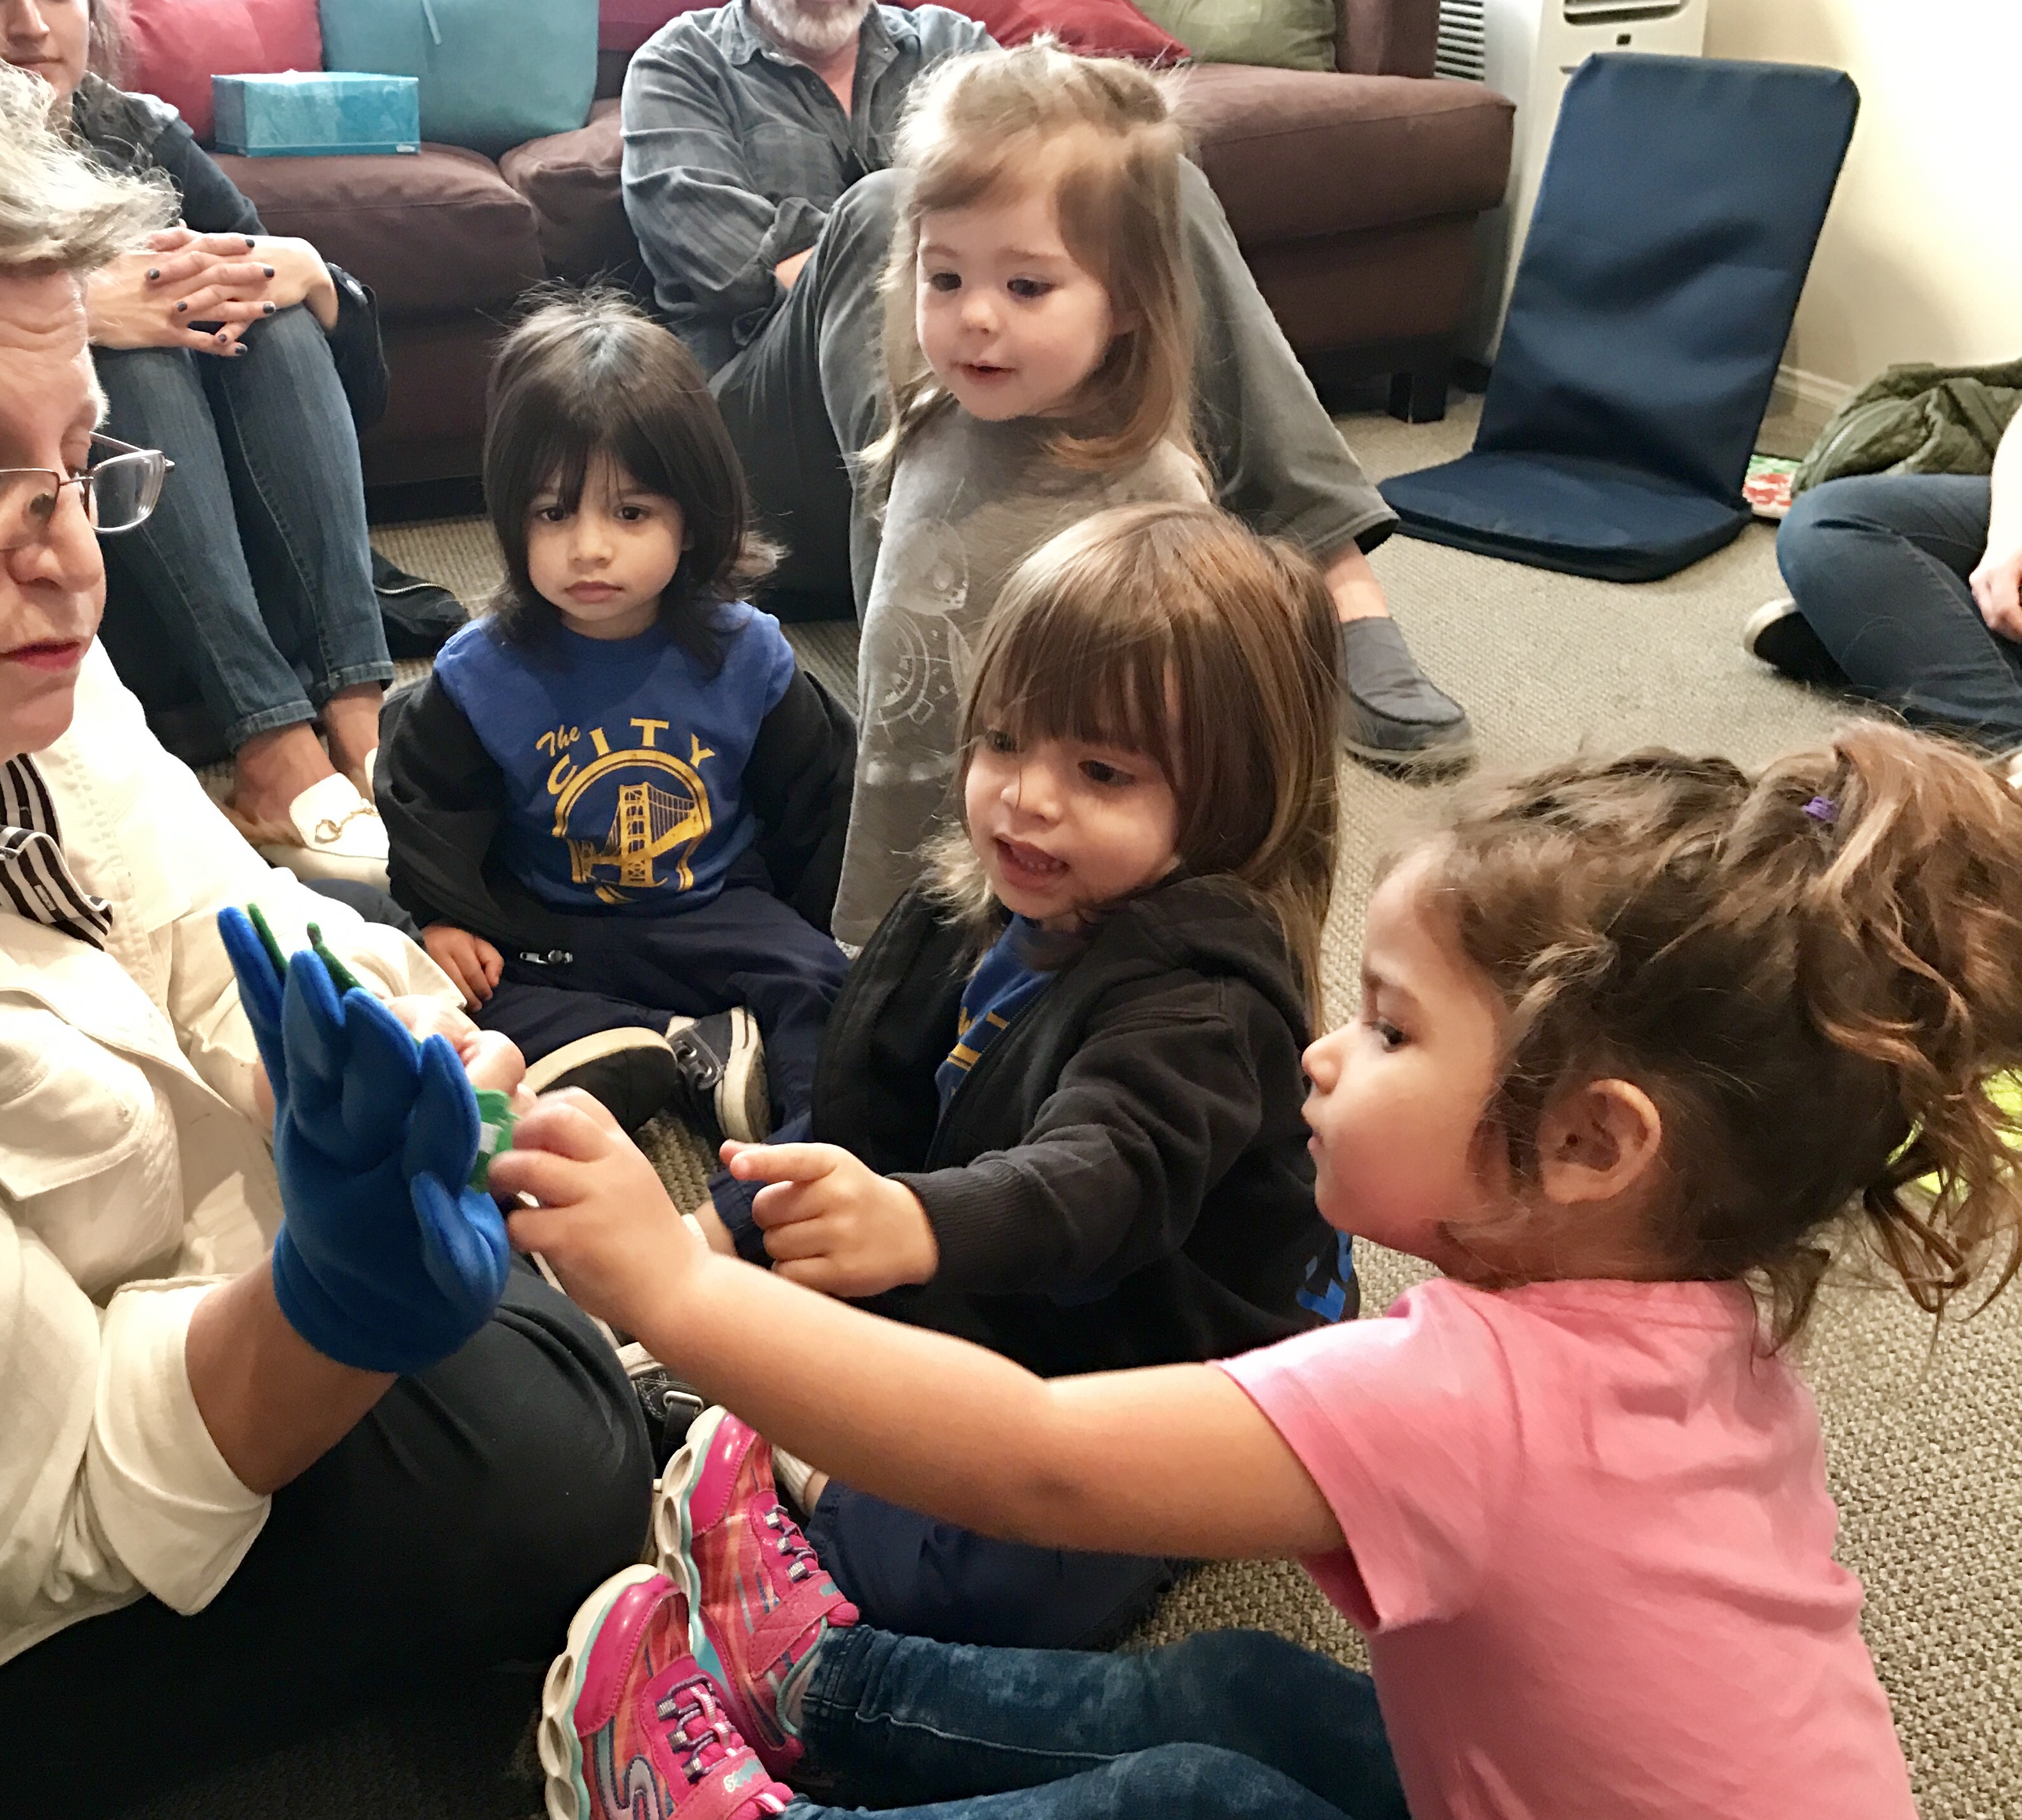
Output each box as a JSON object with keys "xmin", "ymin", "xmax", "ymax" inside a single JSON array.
[{"xmin": 709, "ymin": 163, "xmax": 1392, "ymax": 606}]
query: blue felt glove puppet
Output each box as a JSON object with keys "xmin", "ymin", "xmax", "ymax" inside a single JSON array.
[{"xmin": 218, "ymin": 905, "xmax": 512, "ymax": 1375}]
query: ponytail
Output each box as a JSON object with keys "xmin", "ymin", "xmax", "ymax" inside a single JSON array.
[
  {"xmin": 1421, "ymin": 722, "xmax": 2022, "ymax": 1345},
  {"xmin": 1755, "ymin": 724, "xmax": 2022, "ymax": 1327}
]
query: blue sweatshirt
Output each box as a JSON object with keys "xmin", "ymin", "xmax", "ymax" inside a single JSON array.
[{"xmin": 431, "ymin": 606, "xmax": 797, "ymax": 916}]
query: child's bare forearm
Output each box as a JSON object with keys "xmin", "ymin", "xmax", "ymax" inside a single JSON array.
[
  {"xmin": 489, "ymin": 1098, "xmax": 1342, "ymax": 1560},
  {"xmin": 641, "ymin": 1250, "xmax": 1065, "ymax": 1532},
  {"xmin": 631, "ymin": 1252, "xmax": 1344, "ymax": 1561}
]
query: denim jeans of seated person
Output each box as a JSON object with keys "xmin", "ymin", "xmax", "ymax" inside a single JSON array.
[
  {"xmin": 1777, "ymin": 472, "xmax": 2022, "ymax": 746},
  {"xmin": 93, "ymin": 302, "xmax": 392, "ymax": 753},
  {"xmin": 779, "ymin": 1622, "xmax": 1409, "ymax": 1820}
]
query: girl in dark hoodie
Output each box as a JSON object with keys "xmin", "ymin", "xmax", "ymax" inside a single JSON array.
[{"xmin": 681, "ymin": 501, "xmax": 1357, "ymax": 1652}]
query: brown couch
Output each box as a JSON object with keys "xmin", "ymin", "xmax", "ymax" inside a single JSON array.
[{"xmin": 218, "ymin": 0, "xmax": 1512, "ymax": 492}]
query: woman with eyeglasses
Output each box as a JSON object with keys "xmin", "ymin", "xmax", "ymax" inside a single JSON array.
[
  {"xmin": 0, "ymin": 0, "xmax": 399, "ymax": 883},
  {"xmin": 0, "ymin": 69, "xmax": 654, "ymax": 1812}
]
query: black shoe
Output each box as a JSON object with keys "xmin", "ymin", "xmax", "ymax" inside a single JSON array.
[
  {"xmin": 372, "ymin": 551, "xmax": 468, "ymax": 657},
  {"xmin": 618, "ymin": 1342, "xmax": 706, "ymax": 1472},
  {"xmin": 1338, "ymin": 618, "xmax": 1474, "ymax": 770},
  {"xmin": 522, "ymin": 1027, "xmax": 681, "ymax": 1135},
  {"xmin": 1742, "ymin": 597, "xmax": 1847, "ymax": 686},
  {"xmin": 665, "ymin": 1009, "xmax": 770, "ymax": 1148}
]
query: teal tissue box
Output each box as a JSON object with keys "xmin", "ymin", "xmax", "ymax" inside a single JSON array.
[{"xmin": 211, "ymin": 72, "xmax": 420, "ymax": 157}]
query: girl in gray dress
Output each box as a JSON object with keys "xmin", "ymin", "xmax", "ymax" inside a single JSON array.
[{"xmin": 836, "ymin": 41, "xmax": 1207, "ymax": 944}]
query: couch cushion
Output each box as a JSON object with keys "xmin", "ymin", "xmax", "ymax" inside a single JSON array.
[
  {"xmin": 216, "ymin": 143, "xmax": 546, "ymax": 320},
  {"xmin": 1174, "ymin": 65, "xmax": 1511, "ymax": 248},
  {"xmin": 1136, "ymin": 0, "xmax": 1336, "ymax": 72},
  {"xmin": 507, "ymin": 73, "xmax": 1515, "ymax": 284},
  {"xmin": 500, "ymin": 100, "xmax": 634, "ymax": 282},
  {"xmin": 601, "ymin": 0, "xmax": 716, "ymax": 55},
  {"xmin": 121, "ymin": 0, "xmax": 323, "ymax": 143}
]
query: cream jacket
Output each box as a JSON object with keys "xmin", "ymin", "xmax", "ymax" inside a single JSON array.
[{"xmin": 0, "ymin": 647, "xmax": 459, "ymax": 1668}]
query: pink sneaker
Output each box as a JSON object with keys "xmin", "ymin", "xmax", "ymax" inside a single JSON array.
[
  {"xmin": 539, "ymin": 1563, "xmax": 795, "ymax": 1820},
  {"xmin": 655, "ymin": 1408, "xmax": 858, "ymax": 1779}
]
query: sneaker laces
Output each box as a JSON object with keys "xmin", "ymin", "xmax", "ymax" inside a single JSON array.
[
  {"xmin": 658, "ymin": 1672, "xmax": 746, "ymax": 1784},
  {"xmin": 762, "ymin": 1499, "xmax": 823, "ymax": 1586}
]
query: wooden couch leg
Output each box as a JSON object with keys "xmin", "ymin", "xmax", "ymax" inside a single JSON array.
[{"xmin": 1388, "ymin": 364, "xmax": 1448, "ymax": 424}]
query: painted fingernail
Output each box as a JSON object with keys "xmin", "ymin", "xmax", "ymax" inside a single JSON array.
[
  {"xmin": 263, "ymin": 265, "xmax": 275, "ymax": 278},
  {"xmin": 263, "ymin": 302, "xmax": 276, "ymax": 314},
  {"xmin": 244, "ymin": 236, "xmax": 256, "ymax": 248},
  {"xmin": 145, "ymin": 267, "xmax": 160, "ymax": 280},
  {"xmin": 174, "ymin": 300, "xmax": 187, "ymax": 312}
]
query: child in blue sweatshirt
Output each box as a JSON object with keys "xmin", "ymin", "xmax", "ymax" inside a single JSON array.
[{"xmin": 378, "ymin": 293, "xmax": 852, "ymax": 1143}]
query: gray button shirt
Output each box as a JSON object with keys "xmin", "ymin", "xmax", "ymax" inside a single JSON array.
[{"xmin": 622, "ymin": 1, "xmax": 990, "ymax": 374}]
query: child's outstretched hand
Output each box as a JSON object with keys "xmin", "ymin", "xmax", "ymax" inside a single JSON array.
[
  {"xmin": 489, "ymin": 1092, "xmax": 698, "ymax": 1337},
  {"xmin": 721, "ymin": 1140, "xmax": 939, "ymax": 1298}
]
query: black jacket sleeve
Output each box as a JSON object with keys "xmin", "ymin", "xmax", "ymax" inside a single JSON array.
[
  {"xmin": 149, "ymin": 116, "xmax": 390, "ymax": 434},
  {"xmin": 149, "ymin": 116, "xmax": 263, "ymax": 239},
  {"xmin": 742, "ymin": 665, "xmax": 855, "ymax": 935},
  {"xmin": 376, "ymin": 673, "xmax": 571, "ymax": 951},
  {"xmin": 891, "ymin": 975, "xmax": 1284, "ymax": 1297}
]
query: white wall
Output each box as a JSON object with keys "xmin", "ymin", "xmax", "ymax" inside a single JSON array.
[{"xmin": 1706, "ymin": 0, "xmax": 2022, "ymax": 409}]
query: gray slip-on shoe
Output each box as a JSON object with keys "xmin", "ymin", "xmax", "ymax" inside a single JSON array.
[{"xmin": 1338, "ymin": 617, "xmax": 1474, "ymax": 770}]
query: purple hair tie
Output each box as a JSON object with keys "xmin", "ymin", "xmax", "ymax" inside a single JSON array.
[{"xmin": 1802, "ymin": 795, "xmax": 1839, "ymax": 825}]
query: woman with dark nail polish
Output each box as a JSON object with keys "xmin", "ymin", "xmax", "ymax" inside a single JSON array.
[{"xmin": 4, "ymin": 0, "xmax": 407, "ymax": 877}]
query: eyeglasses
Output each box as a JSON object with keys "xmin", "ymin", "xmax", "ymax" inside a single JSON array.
[{"xmin": 0, "ymin": 435, "xmax": 173, "ymax": 553}]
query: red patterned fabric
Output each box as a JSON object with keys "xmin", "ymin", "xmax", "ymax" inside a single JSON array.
[{"xmin": 120, "ymin": 0, "xmax": 323, "ymax": 142}]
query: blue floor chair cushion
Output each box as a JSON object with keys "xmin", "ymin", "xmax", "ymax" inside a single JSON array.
[{"xmin": 1381, "ymin": 56, "xmax": 1858, "ymax": 581}]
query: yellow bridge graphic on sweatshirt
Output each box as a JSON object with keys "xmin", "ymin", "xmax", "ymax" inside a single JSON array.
[{"xmin": 549, "ymin": 731, "xmax": 716, "ymax": 903}]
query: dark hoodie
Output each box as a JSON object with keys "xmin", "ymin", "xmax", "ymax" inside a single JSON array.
[{"xmin": 813, "ymin": 875, "xmax": 1357, "ymax": 1377}]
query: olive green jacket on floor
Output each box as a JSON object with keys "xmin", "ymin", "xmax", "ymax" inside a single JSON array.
[{"xmin": 1794, "ymin": 355, "xmax": 2022, "ymax": 495}]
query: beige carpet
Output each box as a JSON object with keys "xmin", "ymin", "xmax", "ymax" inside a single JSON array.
[{"xmin": 373, "ymin": 397, "xmax": 2022, "ymax": 1817}]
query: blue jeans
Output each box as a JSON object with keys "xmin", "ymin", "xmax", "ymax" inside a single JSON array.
[
  {"xmin": 802, "ymin": 1480, "xmax": 1177, "ymax": 1651},
  {"xmin": 95, "ymin": 304, "xmax": 392, "ymax": 753},
  {"xmin": 1777, "ymin": 472, "xmax": 2019, "ymax": 744},
  {"xmin": 787, "ymin": 1625, "xmax": 1408, "ymax": 1820}
]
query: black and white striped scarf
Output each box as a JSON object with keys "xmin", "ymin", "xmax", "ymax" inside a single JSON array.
[{"xmin": 0, "ymin": 755, "xmax": 112, "ymax": 949}]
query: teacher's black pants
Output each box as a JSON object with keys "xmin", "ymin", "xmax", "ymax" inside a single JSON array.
[{"xmin": 0, "ymin": 1259, "xmax": 652, "ymax": 1814}]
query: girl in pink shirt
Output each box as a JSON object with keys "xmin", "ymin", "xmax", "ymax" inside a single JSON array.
[{"xmin": 494, "ymin": 717, "xmax": 2022, "ymax": 1820}]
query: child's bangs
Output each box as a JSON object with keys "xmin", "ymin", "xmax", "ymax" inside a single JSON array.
[
  {"xmin": 976, "ymin": 609, "xmax": 1179, "ymax": 780},
  {"xmin": 911, "ymin": 121, "xmax": 1057, "ymax": 220},
  {"xmin": 532, "ymin": 399, "xmax": 675, "ymax": 517}
]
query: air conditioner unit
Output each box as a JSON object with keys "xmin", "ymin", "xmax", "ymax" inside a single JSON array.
[{"xmin": 1440, "ymin": 0, "xmax": 1710, "ymax": 363}]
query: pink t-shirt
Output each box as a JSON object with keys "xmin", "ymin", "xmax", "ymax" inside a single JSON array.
[{"xmin": 1219, "ymin": 1277, "xmax": 1915, "ymax": 1820}]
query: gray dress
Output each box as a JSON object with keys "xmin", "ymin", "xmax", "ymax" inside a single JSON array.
[{"xmin": 833, "ymin": 413, "xmax": 1207, "ymax": 944}]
